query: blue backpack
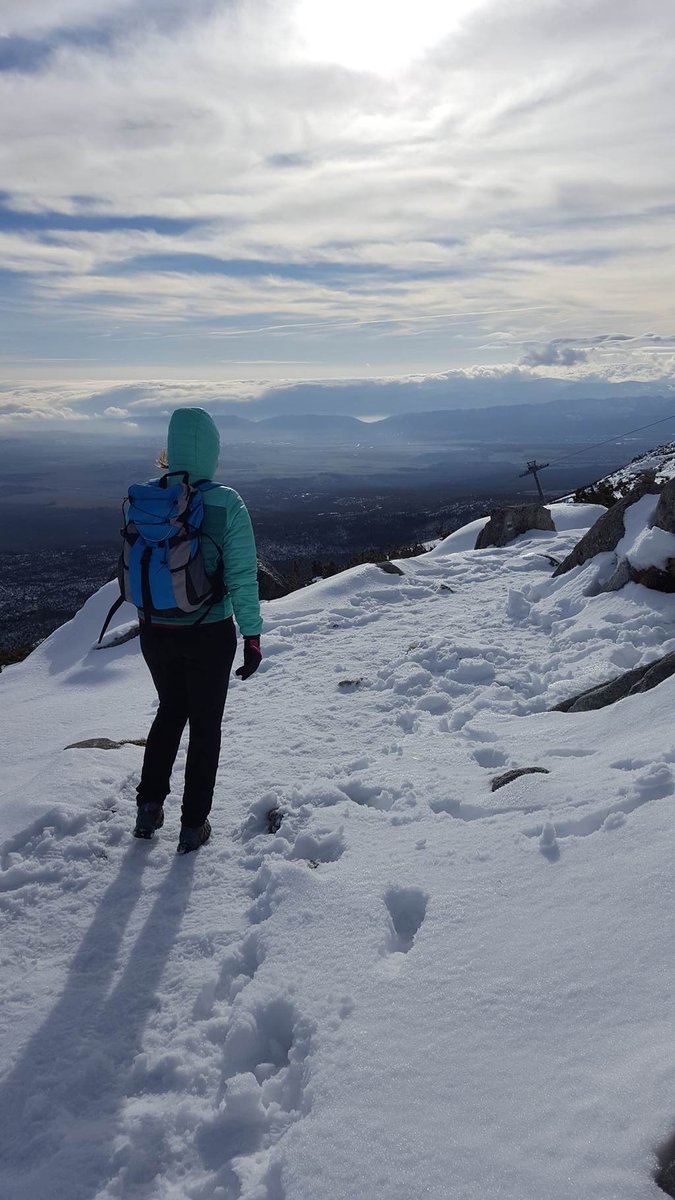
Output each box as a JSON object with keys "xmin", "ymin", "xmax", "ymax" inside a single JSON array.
[{"xmin": 98, "ymin": 471, "xmax": 226, "ymax": 644}]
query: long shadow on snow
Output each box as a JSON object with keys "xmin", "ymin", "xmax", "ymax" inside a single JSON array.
[{"xmin": 0, "ymin": 841, "xmax": 195, "ymax": 1200}]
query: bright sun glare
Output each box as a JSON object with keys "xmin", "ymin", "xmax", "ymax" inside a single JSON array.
[{"xmin": 294, "ymin": 0, "xmax": 480, "ymax": 74}]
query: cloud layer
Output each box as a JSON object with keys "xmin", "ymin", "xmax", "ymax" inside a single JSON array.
[
  {"xmin": 0, "ymin": 0, "xmax": 674, "ymax": 409},
  {"xmin": 3, "ymin": 353, "xmax": 675, "ymax": 426}
]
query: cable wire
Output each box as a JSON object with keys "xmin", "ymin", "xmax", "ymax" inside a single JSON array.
[{"xmin": 540, "ymin": 412, "xmax": 675, "ymax": 470}]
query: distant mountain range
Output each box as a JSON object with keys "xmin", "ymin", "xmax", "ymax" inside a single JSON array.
[{"xmin": 208, "ymin": 391, "xmax": 675, "ymax": 446}]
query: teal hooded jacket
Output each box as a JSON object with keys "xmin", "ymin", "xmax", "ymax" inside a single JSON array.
[{"xmin": 150, "ymin": 407, "xmax": 262, "ymax": 636}]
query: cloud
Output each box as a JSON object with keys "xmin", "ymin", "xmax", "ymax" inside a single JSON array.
[
  {"xmin": 0, "ymin": 0, "xmax": 673, "ymax": 393},
  {"xmin": 3, "ymin": 359, "xmax": 675, "ymax": 426},
  {"xmin": 520, "ymin": 342, "xmax": 589, "ymax": 367}
]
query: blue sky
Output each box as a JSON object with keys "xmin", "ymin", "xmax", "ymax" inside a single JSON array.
[{"xmin": 1, "ymin": 0, "xmax": 674, "ymax": 424}]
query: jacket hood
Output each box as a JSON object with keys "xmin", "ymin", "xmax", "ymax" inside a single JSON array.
[{"xmin": 167, "ymin": 408, "xmax": 220, "ymax": 481}]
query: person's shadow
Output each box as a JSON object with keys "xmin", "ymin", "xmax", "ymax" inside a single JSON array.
[{"xmin": 0, "ymin": 842, "xmax": 196, "ymax": 1199}]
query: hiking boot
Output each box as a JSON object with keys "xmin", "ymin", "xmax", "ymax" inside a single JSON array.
[
  {"xmin": 176, "ymin": 819, "xmax": 211, "ymax": 855},
  {"xmin": 134, "ymin": 802, "xmax": 165, "ymax": 839}
]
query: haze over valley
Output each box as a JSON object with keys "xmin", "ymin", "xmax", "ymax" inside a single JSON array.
[{"xmin": 3, "ymin": 387, "xmax": 675, "ymax": 656}]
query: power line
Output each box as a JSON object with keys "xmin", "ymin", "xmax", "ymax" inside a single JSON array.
[{"xmin": 540, "ymin": 412, "xmax": 675, "ymax": 471}]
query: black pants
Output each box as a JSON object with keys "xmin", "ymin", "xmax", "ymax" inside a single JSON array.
[{"xmin": 137, "ymin": 619, "xmax": 237, "ymax": 827}]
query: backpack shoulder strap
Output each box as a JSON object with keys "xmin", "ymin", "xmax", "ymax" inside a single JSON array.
[{"xmin": 97, "ymin": 594, "xmax": 125, "ymax": 646}]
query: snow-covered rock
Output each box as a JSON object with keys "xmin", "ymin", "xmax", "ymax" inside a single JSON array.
[
  {"xmin": 601, "ymin": 440, "xmax": 675, "ymax": 492},
  {"xmin": 556, "ymin": 478, "xmax": 675, "ymax": 596},
  {"xmin": 553, "ymin": 480, "xmax": 661, "ymax": 577}
]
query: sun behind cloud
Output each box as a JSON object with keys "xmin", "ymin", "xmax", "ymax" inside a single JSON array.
[{"xmin": 292, "ymin": 0, "xmax": 482, "ymax": 74}]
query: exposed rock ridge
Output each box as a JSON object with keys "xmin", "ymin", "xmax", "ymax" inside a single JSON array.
[
  {"xmin": 552, "ymin": 479, "xmax": 662, "ymax": 578},
  {"xmin": 553, "ymin": 651, "xmax": 675, "ymax": 713}
]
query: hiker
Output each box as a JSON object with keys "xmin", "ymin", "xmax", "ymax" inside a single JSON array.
[{"xmin": 133, "ymin": 407, "xmax": 262, "ymax": 853}]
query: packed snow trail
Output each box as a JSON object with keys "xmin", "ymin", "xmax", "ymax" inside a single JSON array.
[{"xmin": 2, "ymin": 501, "xmax": 675, "ymax": 1198}]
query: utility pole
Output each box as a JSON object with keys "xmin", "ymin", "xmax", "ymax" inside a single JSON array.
[{"xmin": 520, "ymin": 460, "xmax": 549, "ymax": 502}]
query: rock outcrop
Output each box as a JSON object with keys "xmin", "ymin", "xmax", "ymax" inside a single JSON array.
[
  {"xmin": 552, "ymin": 651, "xmax": 675, "ymax": 713},
  {"xmin": 651, "ymin": 477, "xmax": 675, "ymax": 535},
  {"xmin": 474, "ymin": 505, "xmax": 554, "ymax": 550},
  {"xmin": 552, "ymin": 479, "xmax": 661, "ymax": 577},
  {"xmin": 555, "ymin": 477, "xmax": 675, "ymax": 594},
  {"xmin": 627, "ymin": 477, "xmax": 675, "ymax": 592}
]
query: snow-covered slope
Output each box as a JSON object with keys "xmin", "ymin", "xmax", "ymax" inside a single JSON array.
[
  {"xmin": 2, "ymin": 499, "xmax": 675, "ymax": 1200},
  {"xmin": 601, "ymin": 440, "xmax": 675, "ymax": 491}
]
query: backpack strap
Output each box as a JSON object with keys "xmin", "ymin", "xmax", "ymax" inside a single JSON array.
[
  {"xmin": 97, "ymin": 594, "xmax": 125, "ymax": 645},
  {"xmin": 159, "ymin": 471, "xmax": 190, "ymax": 488},
  {"xmin": 190, "ymin": 481, "xmax": 225, "ymax": 625},
  {"xmin": 97, "ymin": 495, "xmax": 131, "ymax": 645}
]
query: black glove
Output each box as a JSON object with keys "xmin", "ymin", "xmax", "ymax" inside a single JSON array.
[{"xmin": 236, "ymin": 635, "xmax": 262, "ymax": 680}]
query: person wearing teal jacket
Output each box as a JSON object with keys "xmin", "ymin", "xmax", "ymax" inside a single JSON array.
[{"xmin": 134, "ymin": 407, "xmax": 262, "ymax": 854}]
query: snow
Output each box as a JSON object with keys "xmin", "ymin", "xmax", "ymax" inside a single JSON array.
[
  {"xmin": 426, "ymin": 517, "xmax": 488, "ymax": 554},
  {"xmin": 612, "ymin": 494, "xmax": 675, "ymax": 572},
  {"xmin": 3, "ymin": 499, "xmax": 675, "ymax": 1199},
  {"xmin": 548, "ymin": 500, "xmax": 607, "ymax": 530},
  {"xmin": 602, "ymin": 441, "xmax": 675, "ymax": 491},
  {"xmin": 425, "ymin": 503, "xmax": 605, "ymax": 560}
]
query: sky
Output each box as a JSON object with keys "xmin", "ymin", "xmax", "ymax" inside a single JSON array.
[{"xmin": 0, "ymin": 0, "xmax": 674, "ymax": 425}]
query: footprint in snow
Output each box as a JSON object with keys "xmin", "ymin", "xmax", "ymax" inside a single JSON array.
[
  {"xmin": 337, "ymin": 778, "xmax": 399, "ymax": 811},
  {"xmin": 193, "ymin": 931, "xmax": 266, "ymax": 1020},
  {"xmin": 247, "ymin": 865, "xmax": 285, "ymax": 925},
  {"xmin": 0, "ymin": 806, "xmax": 118, "ymax": 904},
  {"xmin": 472, "ymin": 746, "xmax": 509, "ymax": 769},
  {"xmin": 381, "ymin": 885, "xmax": 429, "ymax": 972},
  {"xmin": 0, "ymin": 808, "xmax": 89, "ymax": 870},
  {"xmin": 195, "ymin": 996, "xmax": 314, "ymax": 1177}
]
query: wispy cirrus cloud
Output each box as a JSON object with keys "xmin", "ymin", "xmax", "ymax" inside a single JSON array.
[{"xmin": 0, "ymin": 0, "xmax": 674, "ymax": 410}]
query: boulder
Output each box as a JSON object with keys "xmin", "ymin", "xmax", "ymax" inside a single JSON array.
[
  {"xmin": 474, "ymin": 505, "xmax": 554, "ymax": 550},
  {"xmin": 552, "ymin": 650, "xmax": 675, "ymax": 713},
  {"xmin": 575, "ymin": 477, "xmax": 675, "ymax": 595},
  {"xmin": 624, "ymin": 477, "xmax": 675, "ymax": 592},
  {"xmin": 631, "ymin": 564, "xmax": 675, "ymax": 593},
  {"xmin": 553, "ymin": 479, "xmax": 661, "ymax": 577}
]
